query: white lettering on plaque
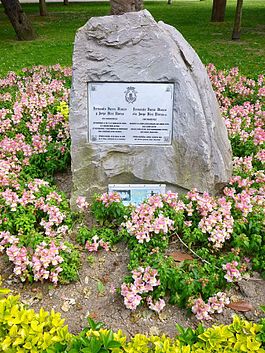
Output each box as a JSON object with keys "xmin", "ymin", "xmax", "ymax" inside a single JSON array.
[{"xmin": 88, "ymin": 82, "xmax": 174, "ymax": 145}]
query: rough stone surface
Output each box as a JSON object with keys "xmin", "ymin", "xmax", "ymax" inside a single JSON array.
[{"xmin": 70, "ymin": 10, "xmax": 232, "ymax": 205}]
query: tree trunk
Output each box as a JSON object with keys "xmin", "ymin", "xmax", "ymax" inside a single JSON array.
[
  {"xmin": 232, "ymin": 0, "xmax": 243, "ymax": 40},
  {"xmin": 211, "ymin": 0, "xmax": 227, "ymax": 22},
  {"xmin": 110, "ymin": 0, "xmax": 143, "ymax": 15},
  {"xmin": 0, "ymin": 0, "xmax": 37, "ymax": 40},
  {"xmin": 167, "ymin": 0, "xmax": 172, "ymax": 4},
  {"xmin": 39, "ymin": 0, "xmax": 48, "ymax": 16},
  {"xmin": 64, "ymin": 0, "xmax": 69, "ymax": 5}
]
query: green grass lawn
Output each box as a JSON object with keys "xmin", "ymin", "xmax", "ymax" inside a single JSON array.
[{"xmin": 0, "ymin": 0, "xmax": 264, "ymax": 77}]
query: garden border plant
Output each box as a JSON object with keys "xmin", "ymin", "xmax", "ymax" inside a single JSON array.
[
  {"xmin": 1, "ymin": 277, "xmax": 265, "ymax": 352},
  {"xmin": 0, "ymin": 66, "xmax": 80, "ymax": 285}
]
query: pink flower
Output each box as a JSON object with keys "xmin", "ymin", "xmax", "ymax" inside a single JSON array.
[
  {"xmin": 125, "ymin": 195, "xmax": 175, "ymax": 243},
  {"xmin": 147, "ymin": 297, "xmax": 166, "ymax": 313},
  {"xmin": 76, "ymin": 196, "xmax": 89, "ymax": 211},
  {"xmin": 85, "ymin": 235, "xmax": 110, "ymax": 252},
  {"xmin": 121, "ymin": 266, "xmax": 161, "ymax": 311},
  {"xmin": 31, "ymin": 241, "xmax": 65, "ymax": 283},
  {"xmin": 222, "ymin": 261, "xmax": 242, "ymax": 282},
  {"xmin": 121, "ymin": 283, "xmax": 142, "ymax": 310},
  {"xmin": 208, "ymin": 292, "xmax": 230, "ymax": 313},
  {"xmin": 1, "ymin": 188, "xmax": 19, "ymax": 211},
  {"xmin": 186, "ymin": 189, "xmax": 234, "ymax": 249},
  {"xmin": 192, "ymin": 292, "xmax": 230, "ymax": 320},
  {"xmin": 192, "ymin": 298, "xmax": 212, "ymax": 321},
  {"xmin": 98, "ymin": 192, "xmax": 121, "ymax": 207},
  {"xmin": 85, "ymin": 237, "xmax": 99, "ymax": 252}
]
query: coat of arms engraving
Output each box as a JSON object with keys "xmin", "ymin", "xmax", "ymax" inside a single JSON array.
[{"xmin": 124, "ymin": 87, "xmax": 137, "ymax": 103}]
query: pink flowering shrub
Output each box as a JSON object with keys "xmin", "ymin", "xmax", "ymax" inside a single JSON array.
[
  {"xmin": 76, "ymin": 193, "xmax": 126, "ymax": 252},
  {"xmin": 185, "ymin": 189, "xmax": 234, "ymax": 250},
  {"xmin": 121, "ymin": 266, "xmax": 163, "ymax": 311},
  {"xmin": 98, "ymin": 192, "xmax": 122, "ymax": 207},
  {"xmin": 207, "ymin": 65, "xmax": 264, "ymax": 277},
  {"xmin": 207, "ymin": 65, "xmax": 264, "ymax": 166},
  {"xmin": 146, "ymin": 297, "xmax": 166, "ymax": 313},
  {"xmin": 192, "ymin": 292, "xmax": 230, "ymax": 321},
  {"xmin": 85, "ymin": 235, "xmax": 110, "ymax": 252},
  {"xmin": 0, "ymin": 66, "xmax": 80, "ymax": 283},
  {"xmin": 207, "ymin": 65, "xmax": 264, "ymax": 108},
  {"xmin": 0, "ymin": 180, "xmax": 71, "ymax": 242},
  {"xmin": 125, "ymin": 195, "xmax": 175, "ymax": 243},
  {"xmin": 0, "ymin": 177, "xmax": 80, "ymax": 284},
  {"xmin": 108, "ymin": 65, "xmax": 264, "ymax": 317},
  {"xmin": 91, "ymin": 192, "xmax": 129, "ymax": 227},
  {"xmin": 223, "ymin": 173, "xmax": 264, "ymax": 276},
  {"xmin": 77, "ymin": 225, "xmax": 122, "ymax": 253},
  {"xmin": 0, "ymin": 66, "xmax": 71, "ymax": 180},
  {"xmin": 222, "ymin": 261, "xmax": 243, "ymax": 283},
  {"xmin": 76, "ymin": 196, "xmax": 89, "ymax": 211},
  {"xmin": 0, "ymin": 230, "xmax": 77, "ymax": 284},
  {"xmin": 31, "ymin": 241, "xmax": 65, "ymax": 283}
]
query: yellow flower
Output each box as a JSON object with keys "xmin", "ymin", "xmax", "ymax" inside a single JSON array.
[{"xmin": 57, "ymin": 101, "xmax": 69, "ymax": 120}]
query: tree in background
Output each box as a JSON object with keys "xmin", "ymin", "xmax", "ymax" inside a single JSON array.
[
  {"xmin": 232, "ymin": 0, "xmax": 243, "ymax": 40},
  {"xmin": 110, "ymin": 0, "xmax": 143, "ymax": 15},
  {"xmin": 211, "ymin": 0, "xmax": 227, "ymax": 22},
  {"xmin": 39, "ymin": 0, "xmax": 48, "ymax": 16},
  {"xmin": 1, "ymin": 0, "xmax": 37, "ymax": 40}
]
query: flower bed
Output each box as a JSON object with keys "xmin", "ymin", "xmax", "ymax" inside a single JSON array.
[
  {"xmin": 0, "ymin": 65, "xmax": 264, "ymax": 323},
  {"xmin": 76, "ymin": 66, "xmax": 265, "ymax": 320},
  {"xmin": 0, "ymin": 66, "xmax": 80, "ymax": 284}
]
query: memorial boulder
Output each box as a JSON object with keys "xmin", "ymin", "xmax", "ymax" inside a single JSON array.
[{"xmin": 70, "ymin": 10, "xmax": 232, "ymax": 205}]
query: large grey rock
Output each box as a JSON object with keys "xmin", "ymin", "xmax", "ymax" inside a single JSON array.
[{"xmin": 70, "ymin": 10, "xmax": 232, "ymax": 205}]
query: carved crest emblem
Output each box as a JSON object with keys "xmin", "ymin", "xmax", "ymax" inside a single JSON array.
[{"xmin": 124, "ymin": 87, "xmax": 137, "ymax": 103}]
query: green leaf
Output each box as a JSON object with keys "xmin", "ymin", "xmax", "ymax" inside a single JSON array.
[
  {"xmin": 176, "ymin": 323, "xmax": 185, "ymax": 335},
  {"xmin": 87, "ymin": 317, "xmax": 97, "ymax": 330},
  {"xmin": 68, "ymin": 349, "xmax": 80, "ymax": 353},
  {"xmin": 89, "ymin": 337, "xmax": 102, "ymax": 353},
  {"xmin": 97, "ymin": 281, "xmax": 105, "ymax": 295},
  {"xmin": 107, "ymin": 340, "xmax": 122, "ymax": 349},
  {"xmin": 101, "ymin": 330, "xmax": 113, "ymax": 348},
  {"xmin": 87, "ymin": 317, "xmax": 104, "ymax": 331},
  {"xmin": 81, "ymin": 348, "xmax": 92, "ymax": 353}
]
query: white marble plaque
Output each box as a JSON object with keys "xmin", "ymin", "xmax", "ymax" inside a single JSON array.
[{"xmin": 88, "ymin": 82, "xmax": 174, "ymax": 145}]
